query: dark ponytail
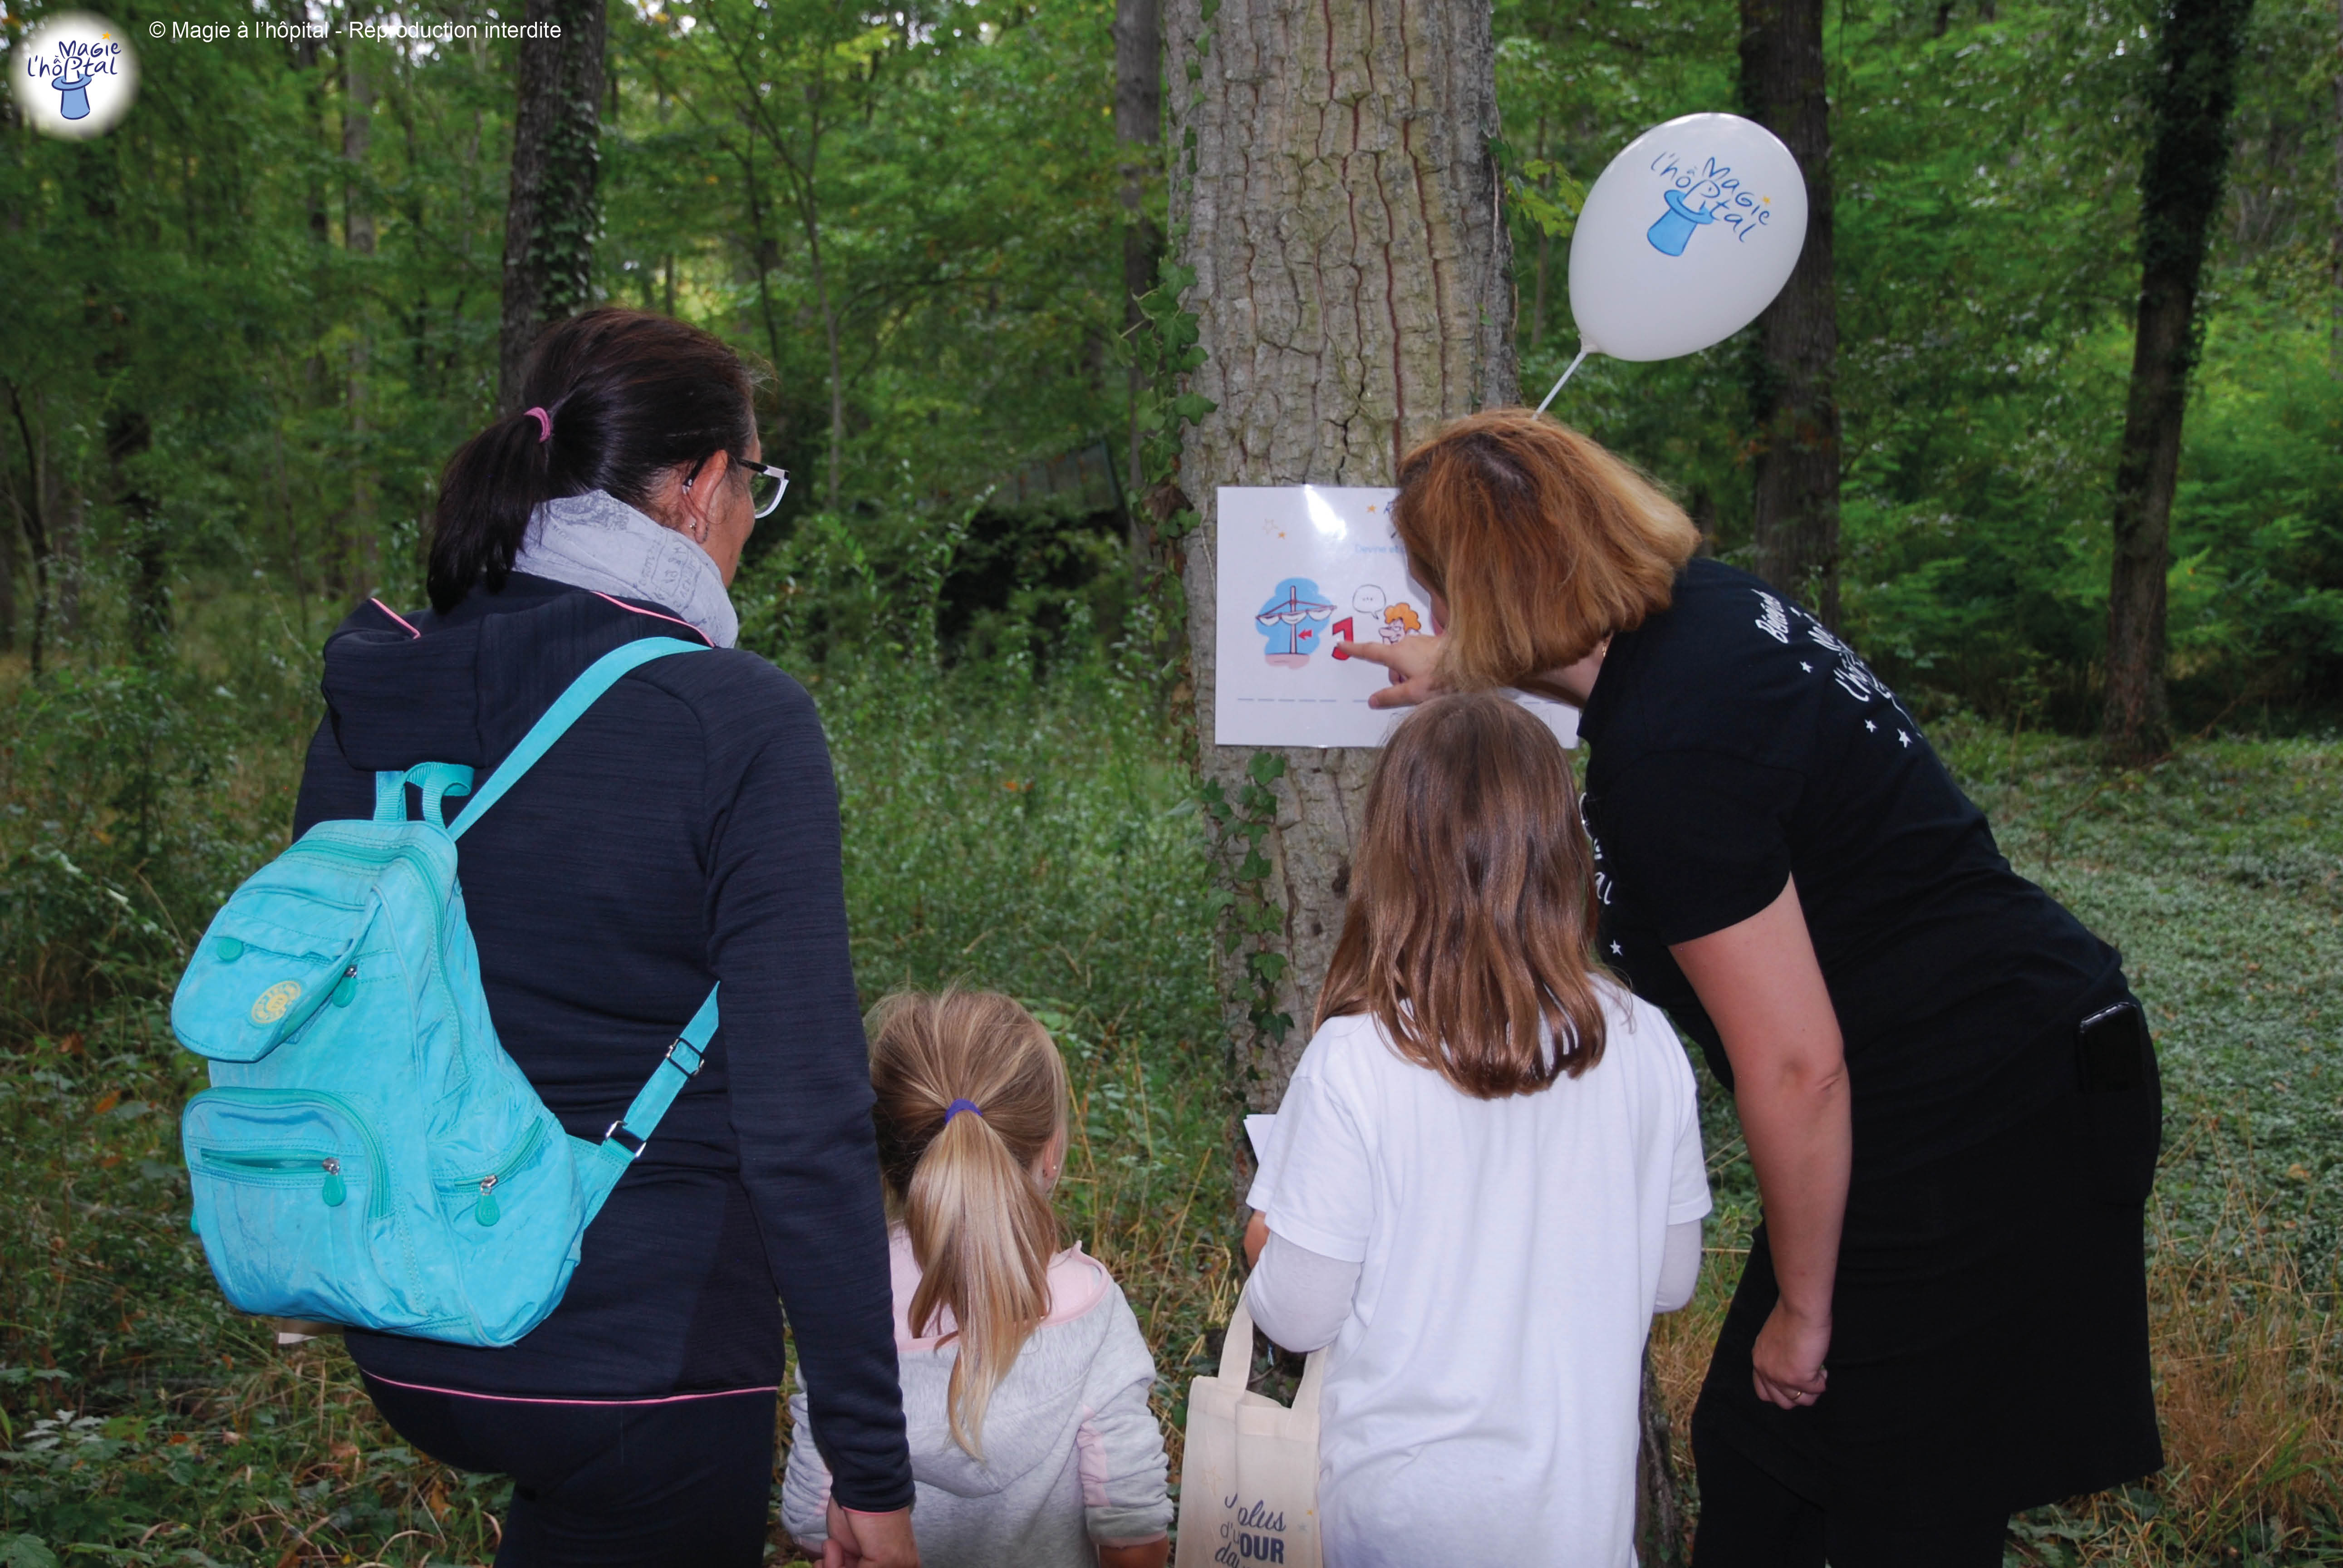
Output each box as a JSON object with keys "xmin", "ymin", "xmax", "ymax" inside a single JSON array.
[{"xmin": 427, "ymin": 309, "xmax": 758, "ymax": 613}]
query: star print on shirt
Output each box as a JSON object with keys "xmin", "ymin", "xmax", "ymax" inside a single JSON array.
[
  {"xmin": 1610, "ymin": 941, "xmax": 1623, "ymax": 956},
  {"xmin": 1866, "ymin": 720, "xmax": 1876, "ymax": 732},
  {"xmin": 1898, "ymin": 731, "xmax": 1912, "ymax": 747},
  {"xmin": 1801, "ymin": 662, "xmax": 1813, "ymax": 672}
]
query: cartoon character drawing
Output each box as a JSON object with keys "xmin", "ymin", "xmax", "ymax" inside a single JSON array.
[
  {"xmin": 1254, "ymin": 578, "xmax": 1335, "ymax": 667},
  {"xmin": 1380, "ymin": 603, "xmax": 1422, "ymax": 644},
  {"xmin": 1648, "ymin": 178, "xmax": 1722, "ymax": 256}
]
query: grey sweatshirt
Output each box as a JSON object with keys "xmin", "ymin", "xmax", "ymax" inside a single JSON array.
[{"xmin": 782, "ymin": 1230, "xmax": 1173, "ymax": 1565}]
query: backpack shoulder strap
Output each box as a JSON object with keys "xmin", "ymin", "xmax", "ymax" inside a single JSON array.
[
  {"xmin": 578, "ymin": 985, "xmax": 722, "ymax": 1213},
  {"xmin": 449, "ymin": 636, "xmax": 709, "ymax": 840}
]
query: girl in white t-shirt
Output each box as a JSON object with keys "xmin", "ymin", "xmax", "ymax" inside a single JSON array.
[{"xmin": 1243, "ymin": 691, "xmax": 1710, "ymax": 1568}]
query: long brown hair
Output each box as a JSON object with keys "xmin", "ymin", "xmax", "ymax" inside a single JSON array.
[
  {"xmin": 1391, "ymin": 409, "xmax": 1700, "ymax": 691},
  {"xmin": 1316, "ymin": 693, "xmax": 1610, "ymax": 1096},
  {"xmin": 868, "ymin": 989, "xmax": 1069, "ymax": 1459}
]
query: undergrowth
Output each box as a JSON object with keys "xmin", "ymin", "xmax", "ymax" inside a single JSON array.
[{"xmin": 0, "ymin": 627, "xmax": 2337, "ymax": 1563}]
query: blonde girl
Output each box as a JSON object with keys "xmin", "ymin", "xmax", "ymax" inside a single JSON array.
[
  {"xmin": 782, "ymin": 990, "xmax": 1172, "ymax": 1568},
  {"xmin": 1243, "ymin": 692, "xmax": 1712, "ymax": 1568}
]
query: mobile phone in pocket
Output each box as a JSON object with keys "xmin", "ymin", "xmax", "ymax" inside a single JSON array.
[{"xmin": 2076, "ymin": 1000, "xmax": 2150, "ymax": 1094}]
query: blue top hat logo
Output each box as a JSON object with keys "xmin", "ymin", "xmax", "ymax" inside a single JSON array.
[
  {"xmin": 54, "ymin": 70, "xmax": 94, "ymax": 121},
  {"xmin": 1648, "ymin": 186, "xmax": 1719, "ymax": 256}
]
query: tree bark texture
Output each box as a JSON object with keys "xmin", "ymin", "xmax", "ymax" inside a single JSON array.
[
  {"xmin": 1116, "ymin": 0, "xmax": 1164, "ymax": 537},
  {"xmin": 1740, "ymin": 0, "xmax": 1842, "ymax": 626},
  {"xmin": 498, "ymin": 0, "xmax": 606, "ymax": 413},
  {"xmin": 2105, "ymin": 0, "xmax": 2253, "ymax": 762},
  {"xmin": 1166, "ymin": 0, "xmax": 1514, "ymax": 1101}
]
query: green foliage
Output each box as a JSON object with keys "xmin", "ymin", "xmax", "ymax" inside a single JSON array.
[
  {"xmin": 1493, "ymin": 0, "xmax": 2343, "ymax": 731},
  {"xmin": 1198, "ymin": 749, "xmax": 1292, "ymax": 1053}
]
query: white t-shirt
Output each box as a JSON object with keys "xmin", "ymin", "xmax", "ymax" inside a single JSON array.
[{"xmin": 1246, "ymin": 982, "xmax": 1710, "ymax": 1568}]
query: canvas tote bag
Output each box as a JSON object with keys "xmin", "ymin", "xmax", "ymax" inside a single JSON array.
[{"xmin": 1174, "ymin": 1299, "xmax": 1326, "ymax": 1568}]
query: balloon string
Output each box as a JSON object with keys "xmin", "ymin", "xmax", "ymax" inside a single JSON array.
[{"xmin": 1534, "ymin": 348, "xmax": 1592, "ymax": 415}]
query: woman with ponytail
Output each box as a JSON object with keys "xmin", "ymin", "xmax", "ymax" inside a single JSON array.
[
  {"xmin": 291, "ymin": 309, "xmax": 914, "ymax": 1566},
  {"xmin": 783, "ymin": 990, "xmax": 1173, "ymax": 1568}
]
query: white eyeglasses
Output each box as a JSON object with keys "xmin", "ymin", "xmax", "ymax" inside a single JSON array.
[{"xmin": 739, "ymin": 459, "xmax": 791, "ymax": 519}]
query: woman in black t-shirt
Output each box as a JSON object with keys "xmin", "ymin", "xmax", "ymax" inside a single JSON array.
[{"xmin": 1343, "ymin": 411, "xmax": 2162, "ymax": 1568}]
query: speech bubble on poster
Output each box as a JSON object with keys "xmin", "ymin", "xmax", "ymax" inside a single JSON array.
[{"xmin": 1212, "ymin": 485, "xmax": 1580, "ymax": 751}]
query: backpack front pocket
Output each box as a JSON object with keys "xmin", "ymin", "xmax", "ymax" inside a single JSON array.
[
  {"xmin": 427, "ymin": 1112, "xmax": 587, "ymax": 1345},
  {"xmin": 173, "ymin": 882, "xmax": 373, "ymax": 1063},
  {"xmin": 182, "ymin": 1088, "xmax": 413, "ymax": 1326}
]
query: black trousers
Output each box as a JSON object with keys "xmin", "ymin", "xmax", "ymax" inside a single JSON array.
[
  {"xmin": 1689, "ymin": 1025, "xmax": 2163, "ymax": 1566},
  {"xmin": 362, "ymin": 1375, "xmax": 776, "ymax": 1568},
  {"xmin": 1689, "ymin": 1432, "xmax": 2008, "ymax": 1568}
]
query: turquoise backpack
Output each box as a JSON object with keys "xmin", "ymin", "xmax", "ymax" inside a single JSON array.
[{"xmin": 172, "ymin": 637, "xmax": 718, "ymax": 1348}]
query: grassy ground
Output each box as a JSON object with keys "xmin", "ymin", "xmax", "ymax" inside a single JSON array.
[{"xmin": 1, "ymin": 643, "xmax": 2337, "ymax": 1564}]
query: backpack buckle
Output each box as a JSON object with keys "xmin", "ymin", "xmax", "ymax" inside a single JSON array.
[
  {"xmin": 604, "ymin": 1122, "xmax": 648, "ymax": 1159},
  {"xmin": 665, "ymin": 1036, "xmax": 705, "ymax": 1076}
]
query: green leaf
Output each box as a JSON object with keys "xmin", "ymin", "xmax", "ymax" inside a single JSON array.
[
  {"xmin": 1247, "ymin": 949, "xmax": 1289, "ymax": 985},
  {"xmin": 0, "ymin": 1535, "xmax": 60, "ymax": 1568},
  {"xmin": 1247, "ymin": 750, "xmax": 1288, "ymax": 785}
]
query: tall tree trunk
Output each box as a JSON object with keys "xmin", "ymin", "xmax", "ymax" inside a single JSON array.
[
  {"xmin": 2330, "ymin": 0, "xmax": 2340, "ymax": 370},
  {"xmin": 1167, "ymin": 0, "xmax": 1515, "ymax": 1112},
  {"xmin": 2105, "ymin": 0, "xmax": 2254, "ymax": 763},
  {"xmin": 5, "ymin": 382, "xmax": 50, "ymax": 677},
  {"xmin": 1740, "ymin": 0, "xmax": 1842, "ymax": 626},
  {"xmin": 499, "ymin": 0, "xmax": 607, "ymax": 412},
  {"xmin": 0, "ymin": 483, "xmax": 14, "ymax": 654},
  {"xmin": 343, "ymin": 29, "xmax": 379, "ymax": 592},
  {"xmin": 1115, "ymin": 0, "xmax": 1163, "ymax": 566},
  {"xmin": 798, "ymin": 168, "xmax": 847, "ymax": 513},
  {"xmin": 107, "ymin": 410, "xmax": 168, "ymax": 660}
]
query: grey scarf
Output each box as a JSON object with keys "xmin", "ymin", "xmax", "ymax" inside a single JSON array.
[{"xmin": 511, "ymin": 490, "xmax": 739, "ymax": 649}]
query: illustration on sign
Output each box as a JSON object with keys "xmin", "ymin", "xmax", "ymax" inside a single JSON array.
[
  {"xmin": 1254, "ymin": 579, "xmax": 1336, "ymax": 665},
  {"xmin": 1213, "ymin": 486, "xmax": 1578, "ymax": 751}
]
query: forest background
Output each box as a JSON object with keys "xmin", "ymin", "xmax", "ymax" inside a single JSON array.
[{"xmin": 1, "ymin": 0, "xmax": 2341, "ymax": 1564}]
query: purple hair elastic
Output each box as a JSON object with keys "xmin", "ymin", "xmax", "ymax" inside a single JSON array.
[
  {"xmin": 943, "ymin": 1098, "xmax": 983, "ymax": 1125},
  {"xmin": 523, "ymin": 406, "xmax": 553, "ymax": 443}
]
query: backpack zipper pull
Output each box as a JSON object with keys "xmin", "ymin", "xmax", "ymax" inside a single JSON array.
[
  {"xmin": 474, "ymin": 1172, "xmax": 500, "ymax": 1227},
  {"xmin": 320, "ymin": 1157, "xmax": 347, "ymax": 1208},
  {"xmin": 331, "ymin": 965, "xmax": 359, "ymax": 1007}
]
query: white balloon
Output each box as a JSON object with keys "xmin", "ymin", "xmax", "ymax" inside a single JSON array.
[{"xmin": 1567, "ymin": 113, "xmax": 1808, "ymax": 364}]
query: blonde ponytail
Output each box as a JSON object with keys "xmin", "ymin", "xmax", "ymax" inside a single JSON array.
[{"xmin": 868, "ymin": 989, "xmax": 1069, "ymax": 1460}]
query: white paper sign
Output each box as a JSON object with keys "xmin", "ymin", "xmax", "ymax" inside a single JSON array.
[
  {"xmin": 1243, "ymin": 1114, "xmax": 1277, "ymax": 1165},
  {"xmin": 1212, "ymin": 486, "xmax": 1580, "ymax": 750}
]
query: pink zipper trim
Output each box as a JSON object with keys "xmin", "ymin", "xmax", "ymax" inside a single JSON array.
[
  {"xmin": 371, "ymin": 598, "xmax": 423, "ymax": 639},
  {"xmin": 589, "ymin": 591, "xmax": 714, "ymax": 647},
  {"xmin": 359, "ymin": 1371, "xmax": 775, "ymax": 1407}
]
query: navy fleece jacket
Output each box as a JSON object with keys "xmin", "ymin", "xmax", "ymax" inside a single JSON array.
[{"xmin": 293, "ymin": 574, "xmax": 912, "ymax": 1512}]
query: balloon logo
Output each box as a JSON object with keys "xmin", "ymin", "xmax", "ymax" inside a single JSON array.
[{"xmin": 1537, "ymin": 113, "xmax": 1809, "ymax": 409}]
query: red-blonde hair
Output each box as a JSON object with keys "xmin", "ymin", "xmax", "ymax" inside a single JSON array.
[
  {"xmin": 1316, "ymin": 692, "xmax": 1610, "ymax": 1096},
  {"xmin": 1391, "ymin": 410, "xmax": 1700, "ymax": 689}
]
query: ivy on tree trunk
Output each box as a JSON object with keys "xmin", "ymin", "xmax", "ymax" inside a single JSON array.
[{"xmin": 499, "ymin": 0, "xmax": 607, "ymax": 413}]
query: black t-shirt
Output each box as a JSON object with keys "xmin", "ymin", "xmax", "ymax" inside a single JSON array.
[{"xmin": 1578, "ymin": 559, "xmax": 2120, "ymax": 1176}]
